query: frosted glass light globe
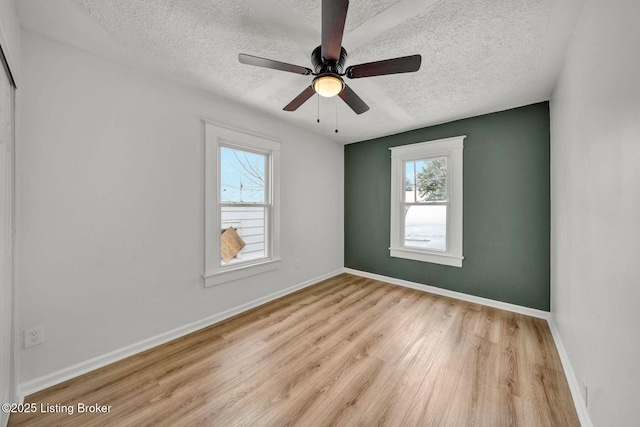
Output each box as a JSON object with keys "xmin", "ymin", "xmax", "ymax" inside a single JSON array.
[{"xmin": 313, "ymin": 75, "xmax": 344, "ymax": 97}]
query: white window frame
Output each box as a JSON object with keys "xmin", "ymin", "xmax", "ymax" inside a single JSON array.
[
  {"xmin": 389, "ymin": 135, "xmax": 465, "ymax": 267},
  {"xmin": 204, "ymin": 121, "xmax": 281, "ymax": 287}
]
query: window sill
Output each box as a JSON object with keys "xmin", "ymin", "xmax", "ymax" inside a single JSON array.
[
  {"xmin": 389, "ymin": 247, "xmax": 463, "ymax": 268},
  {"xmin": 204, "ymin": 258, "xmax": 281, "ymax": 287}
]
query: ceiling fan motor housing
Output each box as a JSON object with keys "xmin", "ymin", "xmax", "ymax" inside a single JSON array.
[{"xmin": 312, "ymin": 46, "xmax": 348, "ymax": 74}]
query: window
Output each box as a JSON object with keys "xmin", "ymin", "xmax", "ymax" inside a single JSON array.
[
  {"xmin": 220, "ymin": 146, "xmax": 268, "ymax": 264},
  {"xmin": 204, "ymin": 122, "xmax": 281, "ymax": 286},
  {"xmin": 389, "ymin": 135, "xmax": 465, "ymax": 267}
]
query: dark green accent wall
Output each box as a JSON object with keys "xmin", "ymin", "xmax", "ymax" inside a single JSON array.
[{"xmin": 344, "ymin": 102, "xmax": 550, "ymax": 310}]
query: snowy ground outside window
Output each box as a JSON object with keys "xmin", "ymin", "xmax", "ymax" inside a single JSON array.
[{"xmin": 404, "ymin": 201, "xmax": 446, "ymax": 251}]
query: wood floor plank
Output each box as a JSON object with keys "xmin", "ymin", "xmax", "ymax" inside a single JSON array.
[
  {"xmin": 9, "ymin": 274, "xmax": 579, "ymax": 427},
  {"xmin": 356, "ymin": 334, "xmax": 441, "ymax": 426},
  {"xmin": 401, "ymin": 362, "xmax": 462, "ymax": 426},
  {"xmin": 290, "ymin": 355, "xmax": 388, "ymax": 427}
]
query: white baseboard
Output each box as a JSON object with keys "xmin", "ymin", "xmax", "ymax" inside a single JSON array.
[
  {"xmin": 547, "ymin": 317, "xmax": 593, "ymax": 427},
  {"xmin": 17, "ymin": 269, "xmax": 342, "ymax": 401},
  {"xmin": 343, "ymin": 268, "xmax": 550, "ymax": 319}
]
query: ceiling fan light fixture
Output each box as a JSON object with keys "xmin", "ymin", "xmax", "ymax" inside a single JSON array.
[{"xmin": 313, "ymin": 74, "xmax": 344, "ymax": 97}]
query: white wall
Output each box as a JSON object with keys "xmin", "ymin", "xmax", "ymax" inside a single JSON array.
[
  {"xmin": 550, "ymin": 0, "xmax": 640, "ymax": 425},
  {"xmin": 16, "ymin": 31, "xmax": 343, "ymax": 387},
  {"xmin": 0, "ymin": 0, "xmax": 20, "ymax": 76}
]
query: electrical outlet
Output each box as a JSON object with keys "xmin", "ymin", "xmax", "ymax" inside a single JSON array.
[
  {"xmin": 24, "ymin": 325, "xmax": 44, "ymax": 348},
  {"xmin": 294, "ymin": 258, "xmax": 301, "ymax": 270}
]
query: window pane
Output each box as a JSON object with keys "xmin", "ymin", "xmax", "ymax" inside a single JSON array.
[
  {"xmin": 220, "ymin": 146, "xmax": 266, "ymax": 203},
  {"xmin": 405, "ymin": 157, "xmax": 447, "ymax": 202},
  {"xmin": 404, "ymin": 205, "xmax": 447, "ymax": 251},
  {"xmin": 221, "ymin": 206, "xmax": 266, "ymax": 265}
]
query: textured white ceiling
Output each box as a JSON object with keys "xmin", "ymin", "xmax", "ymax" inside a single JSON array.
[{"xmin": 17, "ymin": 0, "xmax": 585, "ymax": 143}]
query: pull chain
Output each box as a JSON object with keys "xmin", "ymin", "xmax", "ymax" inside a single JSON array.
[
  {"xmin": 335, "ymin": 99, "xmax": 339, "ymax": 133},
  {"xmin": 317, "ymin": 95, "xmax": 320, "ymax": 123}
]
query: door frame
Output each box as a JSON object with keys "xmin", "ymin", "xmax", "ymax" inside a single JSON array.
[{"xmin": 0, "ymin": 38, "xmax": 17, "ymax": 420}]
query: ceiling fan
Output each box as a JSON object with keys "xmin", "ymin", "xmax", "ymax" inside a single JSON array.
[{"xmin": 238, "ymin": 0, "xmax": 422, "ymax": 115}]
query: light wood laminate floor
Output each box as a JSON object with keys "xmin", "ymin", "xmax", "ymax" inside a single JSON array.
[{"xmin": 9, "ymin": 273, "xmax": 579, "ymax": 426}]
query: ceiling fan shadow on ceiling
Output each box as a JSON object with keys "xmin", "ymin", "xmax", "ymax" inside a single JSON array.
[{"xmin": 238, "ymin": 0, "xmax": 422, "ymax": 115}]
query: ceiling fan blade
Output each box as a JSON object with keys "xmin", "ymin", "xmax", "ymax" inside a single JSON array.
[
  {"xmin": 283, "ymin": 86, "xmax": 316, "ymax": 111},
  {"xmin": 338, "ymin": 84, "xmax": 369, "ymax": 115},
  {"xmin": 345, "ymin": 54, "xmax": 422, "ymax": 79},
  {"xmin": 321, "ymin": 0, "xmax": 349, "ymax": 62},
  {"xmin": 239, "ymin": 54, "xmax": 312, "ymax": 75}
]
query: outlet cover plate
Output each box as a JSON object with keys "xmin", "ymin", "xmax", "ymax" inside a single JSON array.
[{"xmin": 24, "ymin": 325, "xmax": 44, "ymax": 348}]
